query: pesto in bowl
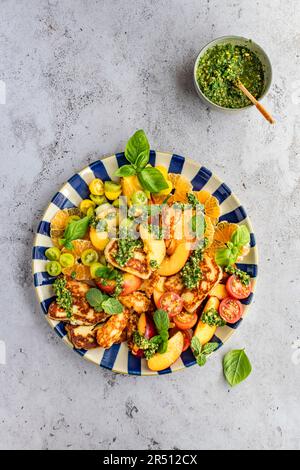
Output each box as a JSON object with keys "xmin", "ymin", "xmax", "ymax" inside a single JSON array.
[{"xmin": 196, "ymin": 43, "xmax": 264, "ymax": 109}]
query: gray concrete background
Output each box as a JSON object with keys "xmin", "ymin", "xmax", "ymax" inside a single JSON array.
[{"xmin": 0, "ymin": 0, "xmax": 299, "ymax": 450}]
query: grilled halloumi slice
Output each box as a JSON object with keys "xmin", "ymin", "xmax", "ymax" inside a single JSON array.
[
  {"xmin": 65, "ymin": 279, "xmax": 90, "ymax": 298},
  {"xmin": 181, "ymin": 255, "xmax": 222, "ymax": 313},
  {"xmin": 48, "ymin": 298, "xmax": 109, "ymax": 326},
  {"xmin": 105, "ymin": 240, "xmax": 152, "ymax": 280},
  {"xmin": 66, "ymin": 324, "xmax": 98, "ymax": 349},
  {"xmin": 119, "ymin": 291, "xmax": 152, "ymax": 314},
  {"xmin": 96, "ymin": 310, "xmax": 129, "ymax": 349}
]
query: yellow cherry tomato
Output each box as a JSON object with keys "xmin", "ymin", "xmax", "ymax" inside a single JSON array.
[
  {"xmin": 156, "ymin": 165, "xmax": 169, "ymax": 180},
  {"xmin": 80, "ymin": 199, "xmax": 96, "ymax": 214},
  {"xmin": 90, "ymin": 262, "xmax": 105, "ymax": 279},
  {"xmin": 46, "ymin": 261, "xmax": 62, "ymax": 277},
  {"xmin": 89, "ymin": 178, "xmax": 104, "ymax": 196},
  {"xmin": 89, "ymin": 226, "xmax": 109, "ymax": 250},
  {"xmin": 59, "ymin": 253, "xmax": 75, "ymax": 268},
  {"xmin": 81, "ymin": 249, "xmax": 99, "ymax": 266},
  {"xmin": 104, "ymin": 181, "xmax": 122, "ymax": 201},
  {"xmin": 45, "ymin": 247, "xmax": 61, "ymax": 261}
]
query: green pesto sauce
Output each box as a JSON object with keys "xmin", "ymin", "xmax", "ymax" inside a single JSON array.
[{"xmin": 196, "ymin": 43, "xmax": 264, "ymax": 108}]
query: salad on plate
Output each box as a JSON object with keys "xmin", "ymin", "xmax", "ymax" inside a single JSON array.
[{"xmin": 45, "ymin": 130, "xmax": 252, "ymax": 372}]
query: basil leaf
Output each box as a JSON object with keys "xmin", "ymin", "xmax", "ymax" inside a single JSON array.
[
  {"xmin": 223, "ymin": 349, "xmax": 252, "ymax": 387},
  {"xmin": 158, "ymin": 339, "xmax": 168, "ymax": 354},
  {"xmin": 95, "ymin": 266, "xmax": 118, "ymax": 280},
  {"xmin": 101, "ymin": 298, "xmax": 124, "ymax": 315},
  {"xmin": 231, "ymin": 225, "xmax": 250, "ymax": 248},
  {"xmin": 196, "ymin": 354, "xmax": 207, "ymax": 367},
  {"xmin": 61, "ymin": 216, "xmax": 90, "ymax": 247},
  {"xmin": 114, "ymin": 165, "xmax": 136, "ymax": 177},
  {"xmin": 153, "ymin": 309, "xmax": 169, "ymax": 333},
  {"xmin": 191, "ymin": 336, "xmax": 202, "ymax": 357},
  {"xmin": 138, "ymin": 167, "xmax": 169, "ymax": 193},
  {"xmin": 202, "ymin": 342, "xmax": 219, "ymax": 355},
  {"xmin": 135, "ymin": 150, "xmax": 149, "ymax": 169},
  {"xmin": 85, "ymin": 288, "xmax": 107, "ymax": 312},
  {"xmin": 125, "ymin": 129, "xmax": 150, "ymax": 165},
  {"xmin": 215, "ymin": 247, "xmax": 234, "ymax": 266}
]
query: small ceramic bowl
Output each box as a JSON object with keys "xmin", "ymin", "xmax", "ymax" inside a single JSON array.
[{"xmin": 193, "ymin": 35, "xmax": 272, "ymax": 112}]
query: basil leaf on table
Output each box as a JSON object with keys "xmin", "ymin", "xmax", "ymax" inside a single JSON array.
[
  {"xmin": 138, "ymin": 167, "xmax": 169, "ymax": 193},
  {"xmin": 125, "ymin": 129, "xmax": 150, "ymax": 165},
  {"xmin": 101, "ymin": 297, "xmax": 124, "ymax": 315},
  {"xmin": 223, "ymin": 349, "xmax": 252, "ymax": 387},
  {"xmin": 114, "ymin": 165, "xmax": 137, "ymax": 177},
  {"xmin": 59, "ymin": 216, "xmax": 90, "ymax": 249}
]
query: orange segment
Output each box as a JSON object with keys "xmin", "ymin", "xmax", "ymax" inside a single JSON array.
[
  {"xmin": 50, "ymin": 208, "xmax": 81, "ymax": 247},
  {"xmin": 204, "ymin": 195, "xmax": 221, "ymax": 220},
  {"xmin": 207, "ymin": 221, "xmax": 238, "ymax": 256},
  {"xmin": 61, "ymin": 239, "xmax": 95, "ymax": 260},
  {"xmin": 195, "ymin": 190, "xmax": 211, "ymax": 205},
  {"xmin": 62, "ymin": 264, "xmax": 92, "ymax": 281},
  {"xmin": 169, "ymin": 174, "xmax": 192, "ymax": 203}
]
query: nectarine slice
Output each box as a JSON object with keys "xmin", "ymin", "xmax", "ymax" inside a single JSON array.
[
  {"xmin": 157, "ymin": 242, "xmax": 190, "ymax": 276},
  {"xmin": 147, "ymin": 331, "xmax": 184, "ymax": 371},
  {"xmin": 193, "ymin": 320, "xmax": 217, "ymax": 346}
]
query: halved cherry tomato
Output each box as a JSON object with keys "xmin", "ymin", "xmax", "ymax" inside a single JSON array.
[
  {"xmin": 173, "ymin": 311, "xmax": 198, "ymax": 330},
  {"xmin": 94, "ymin": 278, "xmax": 116, "ymax": 295},
  {"xmin": 122, "ymin": 273, "xmax": 143, "ymax": 296},
  {"xmin": 95, "ymin": 273, "xmax": 142, "ymax": 296},
  {"xmin": 219, "ymin": 297, "xmax": 243, "ymax": 324},
  {"xmin": 226, "ymin": 275, "xmax": 251, "ymax": 300},
  {"xmin": 158, "ymin": 291, "xmax": 184, "ymax": 318}
]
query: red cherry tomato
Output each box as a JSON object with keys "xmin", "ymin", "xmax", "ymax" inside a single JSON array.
[
  {"xmin": 174, "ymin": 311, "xmax": 198, "ymax": 330},
  {"xmin": 121, "ymin": 273, "xmax": 143, "ymax": 296},
  {"xmin": 182, "ymin": 329, "xmax": 193, "ymax": 352},
  {"xmin": 158, "ymin": 291, "xmax": 184, "ymax": 318},
  {"xmin": 226, "ymin": 275, "xmax": 251, "ymax": 300},
  {"xmin": 94, "ymin": 278, "xmax": 116, "ymax": 294},
  {"xmin": 219, "ymin": 297, "xmax": 243, "ymax": 324}
]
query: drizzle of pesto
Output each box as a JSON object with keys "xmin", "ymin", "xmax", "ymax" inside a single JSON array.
[
  {"xmin": 182, "ymin": 243, "xmax": 205, "ymax": 289},
  {"xmin": 196, "ymin": 43, "xmax": 264, "ymax": 108},
  {"xmin": 115, "ymin": 239, "xmax": 143, "ymax": 267},
  {"xmin": 53, "ymin": 277, "xmax": 73, "ymax": 318}
]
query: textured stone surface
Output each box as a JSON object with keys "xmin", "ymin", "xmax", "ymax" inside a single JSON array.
[{"xmin": 0, "ymin": 0, "xmax": 299, "ymax": 450}]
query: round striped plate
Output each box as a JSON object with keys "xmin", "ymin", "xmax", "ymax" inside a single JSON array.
[{"xmin": 32, "ymin": 152, "xmax": 258, "ymax": 376}]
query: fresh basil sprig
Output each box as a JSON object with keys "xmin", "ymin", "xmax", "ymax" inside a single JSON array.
[
  {"xmin": 85, "ymin": 288, "xmax": 123, "ymax": 315},
  {"xmin": 153, "ymin": 309, "xmax": 170, "ymax": 353},
  {"xmin": 215, "ymin": 225, "xmax": 250, "ymax": 267},
  {"xmin": 95, "ymin": 265, "xmax": 120, "ymax": 280},
  {"xmin": 223, "ymin": 349, "xmax": 252, "ymax": 387},
  {"xmin": 114, "ymin": 130, "xmax": 169, "ymax": 193},
  {"xmin": 191, "ymin": 336, "xmax": 219, "ymax": 367},
  {"xmin": 59, "ymin": 216, "xmax": 91, "ymax": 250}
]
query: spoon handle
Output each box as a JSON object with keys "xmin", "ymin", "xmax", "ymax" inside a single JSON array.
[{"xmin": 236, "ymin": 81, "xmax": 275, "ymax": 125}]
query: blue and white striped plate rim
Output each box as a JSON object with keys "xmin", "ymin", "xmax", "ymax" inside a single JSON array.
[{"xmin": 32, "ymin": 152, "xmax": 258, "ymax": 376}]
